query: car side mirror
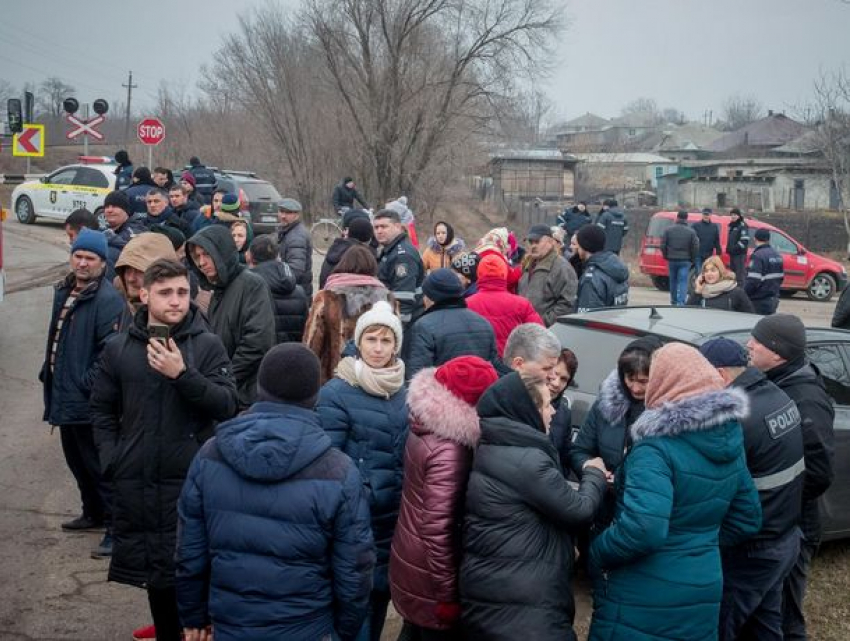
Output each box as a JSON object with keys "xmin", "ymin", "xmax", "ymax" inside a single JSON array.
[
  {"xmin": 39, "ymin": 176, "xmax": 47, "ymax": 183},
  {"xmin": 798, "ymin": 246, "xmax": 806, "ymax": 255}
]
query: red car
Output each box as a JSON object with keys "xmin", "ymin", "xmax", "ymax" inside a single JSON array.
[{"xmin": 640, "ymin": 211, "xmax": 847, "ymax": 302}]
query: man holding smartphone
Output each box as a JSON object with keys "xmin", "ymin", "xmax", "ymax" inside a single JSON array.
[{"xmin": 91, "ymin": 259, "xmax": 239, "ymax": 641}]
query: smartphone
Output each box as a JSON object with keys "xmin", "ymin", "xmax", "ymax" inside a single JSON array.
[{"xmin": 149, "ymin": 323, "xmax": 170, "ymax": 345}]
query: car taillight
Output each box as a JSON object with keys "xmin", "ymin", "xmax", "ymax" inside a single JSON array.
[
  {"xmin": 239, "ymin": 188, "xmax": 249, "ymax": 213},
  {"xmin": 582, "ymin": 321, "xmax": 642, "ymax": 336}
]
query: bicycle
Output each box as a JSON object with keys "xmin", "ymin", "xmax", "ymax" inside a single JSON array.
[{"xmin": 311, "ymin": 216, "xmax": 343, "ymax": 255}]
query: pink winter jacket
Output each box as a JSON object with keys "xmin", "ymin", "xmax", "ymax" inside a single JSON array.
[{"xmin": 389, "ymin": 368, "xmax": 481, "ymax": 630}]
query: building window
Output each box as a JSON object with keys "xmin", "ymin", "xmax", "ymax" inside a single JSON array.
[{"xmin": 628, "ymin": 128, "xmax": 636, "ymax": 136}]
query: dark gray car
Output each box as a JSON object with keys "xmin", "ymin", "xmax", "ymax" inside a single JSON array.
[{"xmin": 551, "ymin": 306, "xmax": 850, "ymax": 541}]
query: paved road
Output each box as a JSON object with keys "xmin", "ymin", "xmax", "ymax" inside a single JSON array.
[{"xmin": 0, "ymin": 218, "xmax": 838, "ymax": 639}]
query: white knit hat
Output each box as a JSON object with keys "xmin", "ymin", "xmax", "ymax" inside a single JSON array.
[{"xmin": 354, "ymin": 301, "xmax": 403, "ymax": 354}]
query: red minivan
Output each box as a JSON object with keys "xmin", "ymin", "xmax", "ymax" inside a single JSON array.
[{"xmin": 640, "ymin": 211, "xmax": 847, "ymax": 301}]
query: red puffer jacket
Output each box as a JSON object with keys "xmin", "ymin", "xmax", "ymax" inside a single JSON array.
[
  {"xmin": 467, "ymin": 274, "xmax": 544, "ymax": 356},
  {"xmin": 389, "ymin": 368, "xmax": 481, "ymax": 630}
]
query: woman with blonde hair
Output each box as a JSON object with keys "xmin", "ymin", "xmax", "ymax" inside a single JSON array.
[{"xmin": 687, "ymin": 255, "xmax": 754, "ymax": 312}]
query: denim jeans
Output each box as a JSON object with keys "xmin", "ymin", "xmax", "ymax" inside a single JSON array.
[{"xmin": 667, "ymin": 260, "xmax": 691, "ymax": 306}]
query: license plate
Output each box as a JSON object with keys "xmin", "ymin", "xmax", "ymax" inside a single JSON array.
[{"xmin": 262, "ymin": 215, "xmax": 277, "ymax": 223}]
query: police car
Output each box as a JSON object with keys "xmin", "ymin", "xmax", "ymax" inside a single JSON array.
[{"xmin": 11, "ymin": 158, "xmax": 116, "ymax": 226}]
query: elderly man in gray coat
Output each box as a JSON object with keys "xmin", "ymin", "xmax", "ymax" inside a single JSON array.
[
  {"xmin": 518, "ymin": 224, "xmax": 578, "ymax": 326},
  {"xmin": 276, "ymin": 198, "xmax": 313, "ymax": 298}
]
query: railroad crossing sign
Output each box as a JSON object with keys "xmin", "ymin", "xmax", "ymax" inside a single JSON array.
[
  {"xmin": 137, "ymin": 118, "xmax": 165, "ymax": 146},
  {"xmin": 66, "ymin": 114, "xmax": 106, "ymax": 141},
  {"xmin": 12, "ymin": 124, "xmax": 45, "ymax": 157}
]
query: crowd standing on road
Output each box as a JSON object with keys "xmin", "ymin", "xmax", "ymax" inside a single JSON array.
[{"xmin": 37, "ymin": 159, "xmax": 836, "ymax": 640}]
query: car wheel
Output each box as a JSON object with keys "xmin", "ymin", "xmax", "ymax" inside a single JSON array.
[
  {"xmin": 311, "ymin": 220, "xmax": 341, "ymax": 255},
  {"xmin": 807, "ymin": 273, "xmax": 837, "ymax": 302},
  {"xmin": 94, "ymin": 207, "xmax": 107, "ymax": 231},
  {"xmin": 15, "ymin": 195, "xmax": 36, "ymax": 224},
  {"xmin": 651, "ymin": 276, "xmax": 669, "ymax": 291}
]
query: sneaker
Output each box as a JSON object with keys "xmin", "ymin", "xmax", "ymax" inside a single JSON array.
[
  {"xmin": 61, "ymin": 515, "xmax": 104, "ymax": 531},
  {"xmin": 91, "ymin": 531, "xmax": 113, "ymax": 559},
  {"xmin": 132, "ymin": 624, "xmax": 156, "ymax": 640}
]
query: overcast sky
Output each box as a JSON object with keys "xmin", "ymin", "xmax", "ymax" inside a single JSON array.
[{"xmin": 1, "ymin": 0, "xmax": 848, "ymax": 125}]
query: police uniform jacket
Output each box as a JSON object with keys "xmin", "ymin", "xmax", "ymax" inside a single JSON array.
[
  {"xmin": 595, "ymin": 209, "xmax": 628, "ymax": 253},
  {"xmin": 744, "ymin": 244, "xmax": 784, "ymax": 301},
  {"xmin": 377, "ymin": 232, "xmax": 424, "ymax": 325},
  {"xmin": 730, "ymin": 367, "xmax": 804, "ymax": 540},
  {"xmin": 727, "ymin": 219, "xmax": 750, "ymax": 256}
]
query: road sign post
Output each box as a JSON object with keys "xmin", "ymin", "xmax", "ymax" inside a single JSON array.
[{"xmin": 137, "ymin": 117, "xmax": 165, "ymax": 168}]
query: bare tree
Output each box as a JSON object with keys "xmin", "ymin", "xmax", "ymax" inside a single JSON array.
[
  {"xmin": 721, "ymin": 94, "xmax": 764, "ymax": 131},
  {"xmin": 810, "ymin": 68, "xmax": 850, "ymax": 255},
  {"xmin": 661, "ymin": 107, "xmax": 687, "ymax": 125},
  {"xmin": 38, "ymin": 77, "xmax": 75, "ymax": 118},
  {"xmin": 201, "ymin": 5, "xmax": 346, "ymax": 213},
  {"xmin": 0, "ymin": 79, "xmax": 15, "ymax": 107},
  {"xmin": 621, "ymin": 97, "xmax": 660, "ymax": 122},
  {"xmin": 308, "ymin": 0, "xmax": 563, "ymax": 203}
]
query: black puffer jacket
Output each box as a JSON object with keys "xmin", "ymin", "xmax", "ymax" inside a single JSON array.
[
  {"xmin": 90, "ymin": 304, "xmax": 238, "ymax": 589},
  {"xmin": 187, "ymin": 225, "xmax": 276, "ymax": 407},
  {"xmin": 686, "ymin": 286, "xmax": 754, "ymax": 313},
  {"xmin": 405, "ymin": 298, "xmax": 497, "ymax": 380},
  {"xmin": 251, "ymin": 260, "xmax": 308, "ymax": 343},
  {"xmin": 460, "ymin": 373, "xmax": 606, "ymax": 640},
  {"xmin": 766, "ymin": 359, "xmax": 835, "ymax": 543}
]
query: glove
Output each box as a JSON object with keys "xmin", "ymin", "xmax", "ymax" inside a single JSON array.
[{"xmin": 435, "ymin": 602, "xmax": 461, "ymax": 623}]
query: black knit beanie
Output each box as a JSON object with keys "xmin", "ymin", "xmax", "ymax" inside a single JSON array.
[
  {"xmin": 256, "ymin": 344, "xmax": 321, "ymax": 408},
  {"xmin": 104, "ymin": 190, "xmax": 131, "ymax": 213},
  {"xmin": 576, "ymin": 224, "xmax": 606, "ymax": 253},
  {"xmin": 751, "ymin": 314, "xmax": 806, "ymax": 362}
]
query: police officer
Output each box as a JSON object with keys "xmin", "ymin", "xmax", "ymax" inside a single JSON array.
[
  {"xmin": 747, "ymin": 314, "xmax": 835, "ymax": 641},
  {"xmin": 373, "ymin": 208, "xmax": 424, "ymax": 329},
  {"xmin": 594, "ymin": 198, "xmax": 628, "ymax": 255},
  {"xmin": 745, "ymin": 228, "xmax": 784, "ymax": 315},
  {"xmin": 187, "ymin": 156, "xmax": 217, "ymax": 205},
  {"xmin": 700, "ymin": 338, "xmax": 804, "ymax": 641},
  {"xmin": 726, "ymin": 208, "xmax": 750, "ymax": 286}
]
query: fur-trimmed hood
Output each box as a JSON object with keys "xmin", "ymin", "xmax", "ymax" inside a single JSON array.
[
  {"xmin": 598, "ymin": 369, "xmax": 633, "ymax": 424},
  {"xmin": 407, "ymin": 367, "xmax": 480, "ymax": 447},
  {"xmin": 426, "ymin": 236, "xmax": 465, "ymax": 257},
  {"xmin": 631, "ymin": 387, "xmax": 750, "ymax": 459}
]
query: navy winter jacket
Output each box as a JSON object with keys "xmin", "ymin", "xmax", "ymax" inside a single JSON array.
[
  {"xmin": 575, "ymin": 252, "xmax": 629, "ymax": 312},
  {"xmin": 595, "ymin": 209, "xmax": 628, "ymax": 253},
  {"xmin": 692, "ymin": 219, "xmax": 723, "ymax": 259},
  {"xmin": 176, "ymin": 402, "xmax": 375, "ymax": 640},
  {"xmin": 317, "ymin": 377, "xmax": 409, "ymax": 592},
  {"xmin": 123, "ymin": 183, "xmax": 154, "ymax": 214},
  {"xmin": 40, "ymin": 273, "xmax": 124, "ymax": 426},
  {"xmin": 745, "ymin": 244, "xmax": 784, "ymax": 301},
  {"xmin": 405, "ymin": 299, "xmax": 498, "ymax": 380}
]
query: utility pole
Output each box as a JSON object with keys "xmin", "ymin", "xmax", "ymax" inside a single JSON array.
[{"xmin": 122, "ymin": 70, "xmax": 137, "ymax": 146}]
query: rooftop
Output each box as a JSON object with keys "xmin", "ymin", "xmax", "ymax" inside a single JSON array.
[
  {"xmin": 707, "ymin": 113, "xmax": 809, "ymax": 152},
  {"xmin": 571, "ymin": 152, "xmax": 674, "ymax": 164}
]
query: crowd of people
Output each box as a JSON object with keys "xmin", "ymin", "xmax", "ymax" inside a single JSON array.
[{"xmin": 42, "ymin": 159, "xmax": 836, "ymax": 641}]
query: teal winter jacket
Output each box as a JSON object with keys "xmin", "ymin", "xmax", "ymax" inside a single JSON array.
[{"xmin": 588, "ymin": 387, "xmax": 761, "ymax": 641}]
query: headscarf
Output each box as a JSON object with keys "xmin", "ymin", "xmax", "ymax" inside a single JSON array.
[
  {"xmin": 644, "ymin": 343, "xmax": 725, "ymax": 409},
  {"xmin": 434, "ymin": 220, "xmax": 455, "ymax": 247}
]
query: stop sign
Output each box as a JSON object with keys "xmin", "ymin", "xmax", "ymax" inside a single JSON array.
[{"xmin": 137, "ymin": 118, "xmax": 165, "ymax": 146}]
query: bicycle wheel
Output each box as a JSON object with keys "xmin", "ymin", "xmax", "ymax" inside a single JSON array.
[{"xmin": 311, "ymin": 220, "xmax": 341, "ymax": 255}]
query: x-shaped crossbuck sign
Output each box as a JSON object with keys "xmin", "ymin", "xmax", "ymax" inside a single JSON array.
[{"xmin": 66, "ymin": 114, "xmax": 106, "ymax": 140}]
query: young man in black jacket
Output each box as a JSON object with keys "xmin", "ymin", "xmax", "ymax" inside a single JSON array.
[
  {"xmin": 747, "ymin": 315, "xmax": 835, "ymax": 641},
  {"xmin": 187, "ymin": 225, "xmax": 276, "ymax": 408},
  {"xmin": 90, "ymin": 259, "xmax": 238, "ymax": 641},
  {"xmin": 701, "ymin": 338, "xmax": 805, "ymax": 641},
  {"xmin": 726, "ymin": 208, "xmax": 750, "ymax": 285}
]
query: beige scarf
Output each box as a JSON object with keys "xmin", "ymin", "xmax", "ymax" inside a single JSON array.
[
  {"xmin": 336, "ymin": 356, "xmax": 405, "ymax": 399},
  {"xmin": 701, "ymin": 279, "xmax": 738, "ymax": 299}
]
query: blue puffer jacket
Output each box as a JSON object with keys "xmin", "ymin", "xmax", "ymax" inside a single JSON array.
[
  {"xmin": 588, "ymin": 387, "xmax": 762, "ymax": 641},
  {"xmin": 176, "ymin": 402, "xmax": 375, "ymax": 641},
  {"xmin": 317, "ymin": 374, "xmax": 408, "ymax": 592}
]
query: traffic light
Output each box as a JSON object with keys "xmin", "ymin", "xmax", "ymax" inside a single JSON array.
[
  {"xmin": 24, "ymin": 91, "xmax": 34, "ymax": 122},
  {"xmin": 63, "ymin": 97, "xmax": 79, "ymax": 115},
  {"xmin": 7, "ymin": 98, "xmax": 22, "ymax": 134},
  {"xmin": 92, "ymin": 99, "xmax": 109, "ymax": 115}
]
